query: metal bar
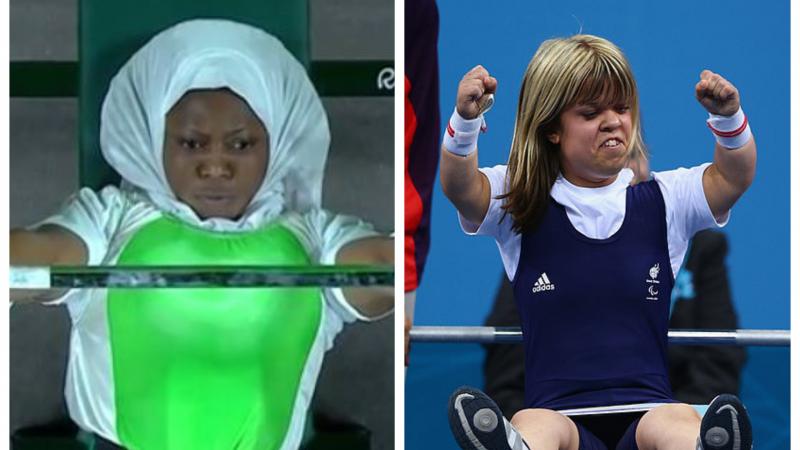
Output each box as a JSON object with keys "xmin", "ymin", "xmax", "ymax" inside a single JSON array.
[
  {"xmin": 10, "ymin": 61, "xmax": 394, "ymax": 98},
  {"xmin": 409, "ymin": 326, "xmax": 790, "ymax": 347},
  {"xmin": 10, "ymin": 265, "xmax": 393, "ymax": 289}
]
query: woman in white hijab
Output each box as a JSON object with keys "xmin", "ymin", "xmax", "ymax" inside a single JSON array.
[{"xmin": 11, "ymin": 19, "xmax": 393, "ymax": 450}]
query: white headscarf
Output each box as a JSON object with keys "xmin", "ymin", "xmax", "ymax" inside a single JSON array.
[{"xmin": 100, "ymin": 19, "xmax": 329, "ymax": 231}]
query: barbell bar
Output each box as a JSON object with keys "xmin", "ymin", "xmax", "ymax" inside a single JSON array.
[
  {"xmin": 410, "ymin": 326, "xmax": 790, "ymax": 346},
  {"xmin": 10, "ymin": 265, "xmax": 394, "ymax": 289}
]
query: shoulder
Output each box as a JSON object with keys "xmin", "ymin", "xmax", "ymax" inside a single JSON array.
[
  {"xmin": 651, "ymin": 163, "xmax": 711, "ymax": 191},
  {"xmin": 650, "ymin": 163, "xmax": 714, "ymax": 220},
  {"xmin": 73, "ymin": 185, "xmax": 124, "ymax": 207},
  {"xmin": 65, "ymin": 185, "xmax": 153, "ymax": 215},
  {"xmin": 46, "ymin": 185, "xmax": 159, "ymax": 248},
  {"xmin": 278, "ymin": 209, "xmax": 379, "ymax": 259},
  {"xmin": 279, "ymin": 209, "xmax": 356, "ymax": 234},
  {"xmin": 39, "ymin": 186, "xmax": 128, "ymax": 229}
]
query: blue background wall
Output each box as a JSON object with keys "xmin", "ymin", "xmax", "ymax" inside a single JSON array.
[{"xmin": 406, "ymin": 0, "xmax": 790, "ymax": 448}]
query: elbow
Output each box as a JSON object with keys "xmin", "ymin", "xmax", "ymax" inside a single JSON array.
[
  {"xmin": 727, "ymin": 164, "xmax": 755, "ymax": 200},
  {"xmin": 742, "ymin": 166, "xmax": 756, "ymax": 192},
  {"xmin": 346, "ymin": 288, "xmax": 394, "ymax": 319},
  {"xmin": 359, "ymin": 292, "xmax": 394, "ymax": 318}
]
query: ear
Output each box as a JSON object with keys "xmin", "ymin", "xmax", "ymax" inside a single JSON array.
[{"xmin": 547, "ymin": 131, "xmax": 560, "ymax": 144}]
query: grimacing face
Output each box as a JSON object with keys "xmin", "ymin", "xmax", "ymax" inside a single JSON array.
[
  {"xmin": 548, "ymin": 101, "xmax": 633, "ymax": 188},
  {"xmin": 163, "ymin": 89, "xmax": 269, "ymax": 220}
]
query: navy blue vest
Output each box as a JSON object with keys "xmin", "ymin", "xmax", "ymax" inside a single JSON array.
[{"xmin": 511, "ymin": 180, "xmax": 675, "ymax": 410}]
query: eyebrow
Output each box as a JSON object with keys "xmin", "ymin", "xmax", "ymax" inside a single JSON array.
[
  {"xmin": 576, "ymin": 100, "xmax": 628, "ymax": 109},
  {"xmin": 173, "ymin": 128, "xmax": 210, "ymax": 138},
  {"xmin": 169, "ymin": 127, "xmax": 251, "ymax": 138},
  {"xmin": 225, "ymin": 127, "xmax": 248, "ymax": 137}
]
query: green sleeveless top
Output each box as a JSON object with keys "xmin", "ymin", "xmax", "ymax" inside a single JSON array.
[{"xmin": 107, "ymin": 216, "xmax": 322, "ymax": 449}]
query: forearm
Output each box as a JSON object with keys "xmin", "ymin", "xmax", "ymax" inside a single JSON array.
[
  {"xmin": 12, "ymin": 228, "xmax": 63, "ymax": 266},
  {"xmin": 440, "ymin": 65, "xmax": 497, "ymax": 225},
  {"xmin": 711, "ymin": 137, "xmax": 756, "ymax": 196},
  {"xmin": 10, "ymin": 226, "xmax": 86, "ymax": 302},
  {"xmin": 338, "ymin": 236, "xmax": 394, "ymax": 319},
  {"xmin": 342, "ymin": 286, "xmax": 394, "ymax": 318},
  {"xmin": 11, "ymin": 229, "xmax": 65, "ymax": 302},
  {"xmin": 694, "ymin": 72, "xmax": 757, "ymax": 219},
  {"xmin": 439, "ymin": 147, "xmax": 490, "ymax": 224},
  {"xmin": 703, "ymin": 137, "xmax": 757, "ymax": 219}
]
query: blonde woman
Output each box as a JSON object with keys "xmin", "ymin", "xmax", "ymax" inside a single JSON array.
[{"xmin": 442, "ymin": 35, "xmax": 754, "ymax": 450}]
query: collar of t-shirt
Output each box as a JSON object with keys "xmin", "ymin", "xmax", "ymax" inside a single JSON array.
[{"xmin": 550, "ymin": 168, "xmax": 636, "ymax": 240}]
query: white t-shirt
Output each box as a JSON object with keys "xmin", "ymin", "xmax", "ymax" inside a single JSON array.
[
  {"xmin": 37, "ymin": 186, "xmax": 381, "ymax": 449},
  {"xmin": 459, "ymin": 164, "xmax": 727, "ymax": 281}
]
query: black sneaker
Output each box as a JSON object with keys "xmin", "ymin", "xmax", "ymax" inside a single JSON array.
[
  {"xmin": 698, "ymin": 394, "xmax": 752, "ymax": 450},
  {"xmin": 448, "ymin": 386, "xmax": 527, "ymax": 450}
]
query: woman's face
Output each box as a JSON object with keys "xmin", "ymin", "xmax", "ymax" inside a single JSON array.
[
  {"xmin": 549, "ymin": 101, "xmax": 633, "ymax": 188},
  {"xmin": 164, "ymin": 89, "xmax": 269, "ymax": 220}
]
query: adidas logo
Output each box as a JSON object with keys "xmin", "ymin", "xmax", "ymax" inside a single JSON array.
[{"xmin": 532, "ymin": 272, "xmax": 555, "ymax": 293}]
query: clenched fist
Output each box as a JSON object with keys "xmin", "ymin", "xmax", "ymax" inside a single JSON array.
[
  {"xmin": 695, "ymin": 70, "xmax": 740, "ymax": 117},
  {"xmin": 456, "ymin": 65, "xmax": 498, "ymax": 120}
]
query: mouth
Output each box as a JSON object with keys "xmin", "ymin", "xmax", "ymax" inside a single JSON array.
[
  {"xmin": 599, "ymin": 137, "xmax": 625, "ymax": 151},
  {"xmin": 194, "ymin": 192, "xmax": 236, "ymax": 206}
]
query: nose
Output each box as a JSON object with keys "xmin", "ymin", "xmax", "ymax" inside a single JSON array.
[
  {"xmin": 599, "ymin": 109, "xmax": 622, "ymax": 131},
  {"xmin": 196, "ymin": 153, "xmax": 233, "ymax": 180}
]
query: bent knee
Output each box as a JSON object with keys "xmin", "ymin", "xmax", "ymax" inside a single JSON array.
[
  {"xmin": 636, "ymin": 404, "xmax": 702, "ymax": 448},
  {"xmin": 511, "ymin": 408, "xmax": 576, "ymax": 444},
  {"xmin": 636, "ymin": 403, "xmax": 700, "ymax": 436},
  {"xmin": 511, "ymin": 408, "xmax": 568, "ymax": 428},
  {"xmin": 642, "ymin": 403, "xmax": 701, "ymax": 424}
]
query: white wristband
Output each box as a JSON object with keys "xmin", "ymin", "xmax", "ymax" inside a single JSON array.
[
  {"xmin": 707, "ymin": 107, "xmax": 752, "ymax": 149},
  {"xmin": 443, "ymin": 108, "xmax": 485, "ymax": 156}
]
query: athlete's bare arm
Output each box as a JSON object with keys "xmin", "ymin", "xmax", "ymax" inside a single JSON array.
[
  {"xmin": 696, "ymin": 70, "xmax": 757, "ymax": 220},
  {"xmin": 336, "ymin": 236, "xmax": 394, "ymax": 318},
  {"xmin": 440, "ymin": 65, "xmax": 498, "ymax": 225},
  {"xmin": 10, "ymin": 225, "xmax": 88, "ymax": 302}
]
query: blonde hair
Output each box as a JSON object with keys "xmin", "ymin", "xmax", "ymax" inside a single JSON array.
[{"xmin": 500, "ymin": 34, "xmax": 647, "ymax": 233}]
